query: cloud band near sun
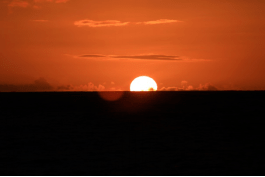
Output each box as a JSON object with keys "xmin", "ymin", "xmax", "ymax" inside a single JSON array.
[{"xmin": 74, "ymin": 19, "xmax": 181, "ymax": 27}]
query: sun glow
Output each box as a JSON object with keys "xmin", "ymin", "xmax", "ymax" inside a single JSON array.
[{"xmin": 130, "ymin": 76, "xmax": 157, "ymax": 91}]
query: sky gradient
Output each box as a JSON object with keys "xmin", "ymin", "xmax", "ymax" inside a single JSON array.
[{"xmin": 1, "ymin": 0, "xmax": 265, "ymax": 91}]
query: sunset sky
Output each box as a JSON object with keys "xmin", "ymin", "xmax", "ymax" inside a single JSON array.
[{"xmin": 1, "ymin": 0, "xmax": 265, "ymax": 91}]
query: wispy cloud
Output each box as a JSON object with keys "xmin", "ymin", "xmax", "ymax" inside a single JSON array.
[
  {"xmin": 31, "ymin": 20, "xmax": 49, "ymax": 22},
  {"xmin": 54, "ymin": 0, "xmax": 68, "ymax": 3},
  {"xmin": 74, "ymin": 20, "xmax": 129, "ymax": 27},
  {"xmin": 182, "ymin": 57, "xmax": 211, "ymax": 62},
  {"xmin": 70, "ymin": 54, "xmax": 211, "ymax": 62},
  {"xmin": 79, "ymin": 54, "xmax": 106, "ymax": 58},
  {"xmin": 76, "ymin": 54, "xmax": 181, "ymax": 61},
  {"xmin": 7, "ymin": 0, "xmax": 69, "ymax": 11},
  {"xmin": 111, "ymin": 54, "xmax": 181, "ymax": 61},
  {"xmin": 34, "ymin": 0, "xmax": 51, "ymax": 2},
  {"xmin": 139, "ymin": 19, "xmax": 182, "ymax": 25},
  {"xmin": 8, "ymin": 0, "xmax": 29, "ymax": 8},
  {"xmin": 34, "ymin": 0, "xmax": 68, "ymax": 3},
  {"xmin": 74, "ymin": 19, "xmax": 181, "ymax": 27}
]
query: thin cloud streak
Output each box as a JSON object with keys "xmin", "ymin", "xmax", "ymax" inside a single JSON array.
[
  {"xmin": 79, "ymin": 54, "xmax": 106, "ymax": 58},
  {"xmin": 111, "ymin": 55, "xmax": 181, "ymax": 61},
  {"xmin": 71, "ymin": 54, "xmax": 210, "ymax": 62},
  {"xmin": 74, "ymin": 19, "xmax": 181, "ymax": 27},
  {"xmin": 77, "ymin": 54, "xmax": 181, "ymax": 61},
  {"xmin": 74, "ymin": 20, "xmax": 129, "ymax": 27},
  {"xmin": 32, "ymin": 20, "xmax": 49, "ymax": 22},
  {"xmin": 139, "ymin": 19, "xmax": 182, "ymax": 25}
]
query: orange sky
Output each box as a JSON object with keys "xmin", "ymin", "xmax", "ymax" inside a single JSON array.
[{"xmin": 1, "ymin": 0, "xmax": 265, "ymax": 91}]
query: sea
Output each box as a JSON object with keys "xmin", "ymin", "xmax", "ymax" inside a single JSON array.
[{"xmin": 0, "ymin": 91, "xmax": 264, "ymax": 175}]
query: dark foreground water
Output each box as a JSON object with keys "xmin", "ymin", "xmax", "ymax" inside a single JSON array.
[{"xmin": 0, "ymin": 91, "xmax": 265, "ymax": 175}]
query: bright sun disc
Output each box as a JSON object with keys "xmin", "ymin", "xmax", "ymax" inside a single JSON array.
[{"xmin": 130, "ymin": 76, "xmax": 157, "ymax": 91}]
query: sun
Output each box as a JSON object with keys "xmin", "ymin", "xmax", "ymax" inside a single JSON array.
[{"xmin": 130, "ymin": 76, "xmax": 158, "ymax": 91}]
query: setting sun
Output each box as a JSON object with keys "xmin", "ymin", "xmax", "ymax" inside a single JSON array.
[{"xmin": 130, "ymin": 76, "xmax": 157, "ymax": 91}]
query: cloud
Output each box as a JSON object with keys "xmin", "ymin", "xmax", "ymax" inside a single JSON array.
[
  {"xmin": 57, "ymin": 82, "xmax": 105, "ymax": 91},
  {"xmin": 181, "ymin": 80, "xmax": 188, "ymax": 86},
  {"xmin": 34, "ymin": 0, "xmax": 52, "ymax": 2},
  {"xmin": 197, "ymin": 83, "xmax": 218, "ymax": 91},
  {"xmin": 77, "ymin": 54, "xmax": 181, "ymax": 61},
  {"xmin": 32, "ymin": 77, "xmax": 53, "ymax": 90},
  {"xmin": 159, "ymin": 86, "xmax": 194, "ymax": 91},
  {"xmin": 0, "ymin": 78, "xmax": 106, "ymax": 92},
  {"xmin": 112, "ymin": 55, "xmax": 181, "ymax": 61},
  {"xmin": 34, "ymin": 0, "xmax": 68, "ymax": 3},
  {"xmin": 159, "ymin": 87, "xmax": 179, "ymax": 91},
  {"xmin": 74, "ymin": 20, "xmax": 129, "ymax": 27},
  {"xmin": 186, "ymin": 85, "xmax": 194, "ymax": 90},
  {"xmin": 70, "ymin": 53, "xmax": 211, "ymax": 63},
  {"xmin": 74, "ymin": 54, "xmax": 210, "ymax": 62},
  {"xmin": 8, "ymin": 0, "xmax": 29, "ymax": 7},
  {"xmin": 139, "ymin": 19, "xmax": 182, "ymax": 25},
  {"xmin": 0, "ymin": 78, "xmax": 53, "ymax": 92},
  {"xmin": 79, "ymin": 54, "xmax": 106, "ymax": 58},
  {"xmin": 54, "ymin": 0, "xmax": 68, "ymax": 3},
  {"xmin": 32, "ymin": 20, "xmax": 49, "ymax": 22},
  {"xmin": 7, "ymin": 0, "xmax": 69, "ymax": 10},
  {"xmin": 181, "ymin": 58, "xmax": 212, "ymax": 62},
  {"xmin": 74, "ymin": 19, "xmax": 181, "ymax": 27},
  {"xmin": 159, "ymin": 81, "xmax": 218, "ymax": 91}
]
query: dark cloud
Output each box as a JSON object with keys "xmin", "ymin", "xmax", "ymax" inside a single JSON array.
[
  {"xmin": 0, "ymin": 78, "xmax": 106, "ymax": 92},
  {"xmin": 159, "ymin": 81, "xmax": 218, "ymax": 91},
  {"xmin": 0, "ymin": 78, "xmax": 53, "ymax": 92},
  {"xmin": 197, "ymin": 83, "xmax": 218, "ymax": 91},
  {"xmin": 57, "ymin": 84, "xmax": 72, "ymax": 91},
  {"xmin": 32, "ymin": 78, "xmax": 53, "ymax": 90},
  {"xmin": 78, "ymin": 54, "xmax": 181, "ymax": 61},
  {"xmin": 76, "ymin": 54, "xmax": 210, "ymax": 62},
  {"xmin": 112, "ymin": 55, "xmax": 181, "ymax": 61},
  {"xmin": 56, "ymin": 82, "xmax": 105, "ymax": 91},
  {"xmin": 79, "ymin": 54, "xmax": 106, "ymax": 58}
]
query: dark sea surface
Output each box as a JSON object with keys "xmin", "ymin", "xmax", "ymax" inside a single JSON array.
[{"xmin": 0, "ymin": 91, "xmax": 265, "ymax": 175}]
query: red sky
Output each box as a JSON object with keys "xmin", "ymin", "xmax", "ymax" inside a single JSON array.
[{"xmin": 1, "ymin": 0, "xmax": 265, "ymax": 91}]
